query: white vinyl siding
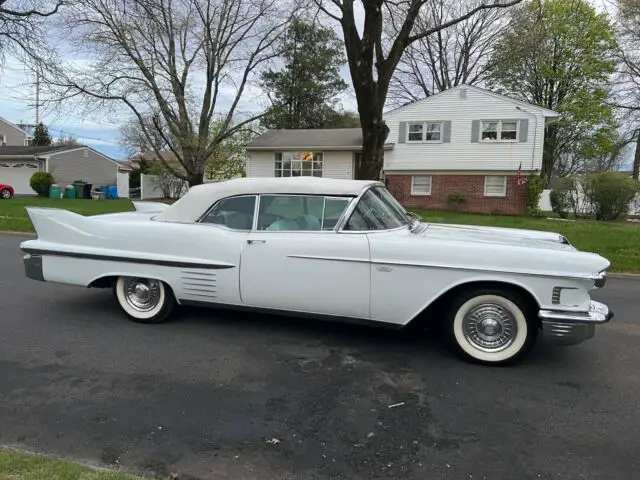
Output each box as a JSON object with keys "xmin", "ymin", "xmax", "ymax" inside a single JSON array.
[
  {"xmin": 411, "ymin": 175, "xmax": 432, "ymax": 195},
  {"xmin": 484, "ymin": 176, "xmax": 507, "ymax": 197},
  {"xmin": 46, "ymin": 148, "xmax": 119, "ymax": 188},
  {"xmin": 246, "ymin": 150, "xmax": 354, "ymax": 180},
  {"xmin": 384, "ymin": 87, "xmax": 547, "ymax": 172}
]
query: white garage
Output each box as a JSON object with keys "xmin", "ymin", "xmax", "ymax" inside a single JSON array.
[{"xmin": 0, "ymin": 161, "xmax": 41, "ymax": 195}]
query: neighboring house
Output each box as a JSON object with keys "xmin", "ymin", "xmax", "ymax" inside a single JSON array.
[
  {"xmin": 0, "ymin": 117, "xmax": 34, "ymax": 146},
  {"xmin": 245, "ymin": 85, "xmax": 559, "ymax": 214},
  {"xmin": 0, "ymin": 145, "xmax": 125, "ymax": 195}
]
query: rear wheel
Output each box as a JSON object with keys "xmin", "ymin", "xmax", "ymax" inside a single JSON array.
[
  {"xmin": 114, "ymin": 276, "xmax": 175, "ymax": 323},
  {"xmin": 0, "ymin": 188, "xmax": 11, "ymax": 199},
  {"xmin": 446, "ymin": 288, "xmax": 537, "ymax": 365}
]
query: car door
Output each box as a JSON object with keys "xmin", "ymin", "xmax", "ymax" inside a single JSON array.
[{"xmin": 240, "ymin": 194, "xmax": 370, "ymax": 319}]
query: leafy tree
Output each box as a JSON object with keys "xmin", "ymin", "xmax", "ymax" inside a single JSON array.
[
  {"xmin": 328, "ymin": 110, "xmax": 361, "ymax": 128},
  {"xmin": 32, "ymin": 122, "xmax": 52, "ymax": 146},
  {"xmin": 204, "ymin": 121, "xmax": 255, "ymax": 180},
  {"xmin": 260, "ymin": 19, "xmax": 348, "ymax": 130},
  {"xmin": 487, "ymin": 0, "xmax": 618, "ymax": 181},
  {"xmin": 313, "ymin": 0, "xmax": 522, "ymax": 180}
]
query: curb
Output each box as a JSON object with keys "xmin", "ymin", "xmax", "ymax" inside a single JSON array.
[
  {"xmin": 609, "ymin": 272, "xmax": 640, "ymax": 280},
  {"xmin": 0, "ymin": 231, "xmax": 35, "ymax": 237}
]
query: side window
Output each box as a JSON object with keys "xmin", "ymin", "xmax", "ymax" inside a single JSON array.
[
  {"xmin": 200, "ymin": 195, "xmax": 256, "ymax": 230},
  {"xmin": 257, "ymin": 195, "xmax": 351, "ymax": 231}
]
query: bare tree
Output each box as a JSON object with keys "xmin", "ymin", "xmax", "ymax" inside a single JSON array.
[
  {"xmin": 613, "ymin": 0, "xmax": 640, "ymax": 179},
  {"xmin": 388, "ymin": 0, "xmax": 508, "ymax": 106},
  {"xmin": 314, "ymin": 0, "xmax": 523, "ymax": 180},
  {"xmin": 0, "ymin": 0, "xmax": 63, "ymax": 64},
  {"xmin": 40, "ymin": 0, "xmax": 297, "ymax": 186}
]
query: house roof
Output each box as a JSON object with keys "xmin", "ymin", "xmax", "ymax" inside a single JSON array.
[
  {"xmin": 384, "ymin": 84, "xmax": 560, "ymax": 118},
  {"xmin": 0, "ymin": 145, "xmax": 81, "ymax": 156},
  {"xmin": 155, "ymin": 177, "xmax": 382, "ymax": 223},
  {"xmin": 0, "ymin": 117, "xmax": 35, "ymax": 138},
  {"xmin": 247, "ymin": 128, "xmax": 370, "ymax": 151}
]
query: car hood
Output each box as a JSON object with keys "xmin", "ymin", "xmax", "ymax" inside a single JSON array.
[{"xmin": 424, "ymin": 222, "xmax": 575, "ymax": 251}]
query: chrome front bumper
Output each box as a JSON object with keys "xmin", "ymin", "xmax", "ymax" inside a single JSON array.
[{"xmin": 539, "ymin": 300, "xmax": 613, "ymax": 346}]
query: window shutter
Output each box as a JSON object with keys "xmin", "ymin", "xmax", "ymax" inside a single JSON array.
[
  {"xmin": 442, "ymin": 121, "xmax": 452, "ymax": 143},
  {"xmin": 398, "ymin": 122, "xmax": 407, "ymax": 143},
  {"xmin": 484, "ymin": 176, "xmax": 507, "ymax": 196},
  {"xmin": 519, "ymin": 119, "xmax": 529, "ymax": 143},
  {"xmin": 471, "ymin": 120, "xmax": 479, "ymax": 143}
]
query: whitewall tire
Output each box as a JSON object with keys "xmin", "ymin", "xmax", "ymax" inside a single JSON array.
[
  {"xmin": 115, "ymin": 276, "xmax": 175, "ymax": 323},
  {"xmin": 447, "ymin": 289, "xmax": 537, "ymax": 365}
]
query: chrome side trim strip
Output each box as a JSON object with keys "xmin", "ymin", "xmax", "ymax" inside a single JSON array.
[
  {"xmin": 287, "ymin": 254, "xmax": 370, "ymax": 264},
  {"xmin": 21, "ymin": 248, "xmax": 236, "ymax": 270},
  {"xmin": 286, "ymin": 254, "xmax": 603, "ymax": 281}
]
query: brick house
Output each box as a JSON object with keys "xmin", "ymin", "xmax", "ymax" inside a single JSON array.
[{"xmin": 245, "ymin": 85, "xmax": 559, "ymax": 214}]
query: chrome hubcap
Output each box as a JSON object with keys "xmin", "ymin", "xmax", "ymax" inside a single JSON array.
[
  {"xmin": 462, "ymin": 303, "xmax": 517, "ymax": 352},
  {"xmin": 1, "ymin": 190, "xmax": 9, "ymax": 198},
  {"xmin": 124, "ymin": 278, "xmax": 161, "ymax": 312}
]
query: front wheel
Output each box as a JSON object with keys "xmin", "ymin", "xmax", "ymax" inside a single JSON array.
[
  {"xmin": 0, "ymin": 188, "xmax": 12, "ymax": 199},
  {"xmin": 447, "ymin": 289, "xmax": 538, "ymax": 365},
  {"xmin": 114, "ymin": 276, "xmax": 175, "ymax": 323}
]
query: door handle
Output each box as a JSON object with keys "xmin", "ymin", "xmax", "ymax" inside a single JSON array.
[{"xmin": 247, "ymin": 239, "xmax": 266, "ymax": 245}]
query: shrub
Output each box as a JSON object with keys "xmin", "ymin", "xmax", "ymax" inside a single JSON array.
[
  {"xmin": 447, "ymin": 189, "xmax": 467, "ymax": 210},
  {"xmin": 29, "ymin": 172, "xmax": 54, "ymax": 197},
  {"xmin": 524, "ymin": 172, "xmax": 546, "ymax": 217},
  {"xmin": 582, "ymin": 171, "xmax": 640, "ymax": 221},
  {"xmin": 550, "ymin": 176, "xmax": 578, "ymax": 219}
]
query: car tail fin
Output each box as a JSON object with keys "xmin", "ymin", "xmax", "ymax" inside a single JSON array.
[{"xmin": 24, "ymin": 207, "xmax": 88, "ymax": 242}]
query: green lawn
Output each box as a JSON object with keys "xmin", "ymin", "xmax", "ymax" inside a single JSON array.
[
  {"xmin": 1, "ymin": 197, "xmax": 638, "ymax": 272},
  {"xmin": 413, "ymin": 209, "xmax": 640, "ymax": 273},
  {"xmin": 0, "ymin": 197, "xmax": 134, "ymax": 232},
  {"xmin": 0, "ymin": 449, "xmax": 144, "ymax": 480}
]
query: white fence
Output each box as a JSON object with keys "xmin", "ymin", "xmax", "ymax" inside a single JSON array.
[
  {"xmin": 538, "ymin": 188, "xmax": 640, "ymax": 215},
  {"xmin": 117, "ymin": 171, "xmax": 130, "ymax": 198}
]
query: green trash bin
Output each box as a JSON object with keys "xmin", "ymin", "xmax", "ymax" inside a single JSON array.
[
  {"xmin": 49, "ymin": 184, "xmax": 62, "ymax": 199},
  {"xmin": 64, "ymin": 185, "xmax": 76, "ymax": 199},
  {"xmin": 73, "ymin": 181, "xmax": 86, "ymax": 199}
]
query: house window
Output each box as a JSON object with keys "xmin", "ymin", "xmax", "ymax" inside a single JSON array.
[
  {"xmin": 407, "ymin": 123, "xmax": 424, "ymax": 142},
  {"xmin": 1, "ymin": 134, "xmax": 6, "ymax": 146},
  {"xmin": 407, "ymin": 122, "xmax": 442, "ymax": 142},
  {"xmin": 275, "ymin": 151, "xmax": 323, "ymax": 177},
  {"xmin": 411, "ymin": 175, "xmax": 432, "ymax": 195},
  {"xmin": 481, "ymin": 120, "xmax": 518, "ymax": 142},
  {"xmin": 484, "ymin": 176, "xmax": 507, "ymax": 197}
]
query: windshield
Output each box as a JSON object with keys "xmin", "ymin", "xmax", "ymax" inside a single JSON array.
[{"xmin": 344, "ymin": 186, "xmax": 410, "ymax": 231}]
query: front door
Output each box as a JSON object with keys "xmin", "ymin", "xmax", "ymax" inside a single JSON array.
[{"xmin": 239, "ymin": 194, "xmax": 370, "ymax": 319}]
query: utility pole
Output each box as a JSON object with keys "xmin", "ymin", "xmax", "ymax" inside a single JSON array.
[{"xmin": 35, "ymin": 72, "xmax": 40, "ymax": 125}]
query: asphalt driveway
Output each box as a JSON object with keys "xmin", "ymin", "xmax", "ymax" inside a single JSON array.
[{"xmin": 0, "ymin": 234, "xmax": 639, "ymax": 479}]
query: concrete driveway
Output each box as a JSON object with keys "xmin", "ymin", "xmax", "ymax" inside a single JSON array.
[{"xmin": 0, "ymin": 234, "xmax": 639, "ymax": 479}]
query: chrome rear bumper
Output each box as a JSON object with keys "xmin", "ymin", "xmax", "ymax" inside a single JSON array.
[{"xmin": 539, "ymin": 301, "xmax": 613, "ymax": 346}]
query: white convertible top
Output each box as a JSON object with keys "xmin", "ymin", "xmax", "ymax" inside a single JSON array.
[{"xmin": 154, "ymin": 177, "xmax": 381, "ymax": 223}]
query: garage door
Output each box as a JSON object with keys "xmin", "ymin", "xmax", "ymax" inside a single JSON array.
[{"xmin": 0, "ymin": 162, "xmax": 40, "ymax": 195}]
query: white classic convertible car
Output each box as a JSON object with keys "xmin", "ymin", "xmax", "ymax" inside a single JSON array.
[{"xmin": 21, "ymin": 177, "xmax": 613, "ymax": 364}]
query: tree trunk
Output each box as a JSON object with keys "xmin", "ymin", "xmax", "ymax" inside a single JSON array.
[
  {"xmin": 358, "ymin": 118, "xmax": 388, "ymax": 180},
  {"xmin": 541, "ymin": 124, "xmax": 558, "ymax": 181},
  {"xmin": 633, "ymin": 132, "xmax": 640, "ymax": 181}
]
